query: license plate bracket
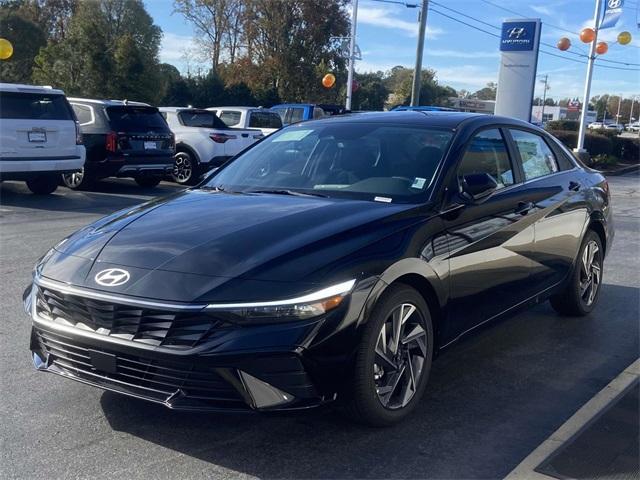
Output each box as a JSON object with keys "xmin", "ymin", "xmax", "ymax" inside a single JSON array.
[
  {"xmin": 143, "ymin": 141, "xmax": 157, "ymax": 150},
  {"xmin": 88, "ymin": 350, "xmax": 117, "ymax": 374},
  {"xmin": 28, "ymin": 131, "xmax": 47, "ymax": 143}
]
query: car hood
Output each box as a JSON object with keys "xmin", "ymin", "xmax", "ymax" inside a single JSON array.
[{"xmin": 40, "ymin": 190, "xmax": 424, "ymax": 302}]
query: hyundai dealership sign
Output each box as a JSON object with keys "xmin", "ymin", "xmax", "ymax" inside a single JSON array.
[{"xmin": 495, "ymin": 18, "xmax": 541, "ymax": 122}]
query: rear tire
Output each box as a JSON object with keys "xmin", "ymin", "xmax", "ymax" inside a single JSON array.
[
  {"xmin": 134, "ymin": 176, "xmax": 161, "ymax": 188},
  {"xmin": 61, "ymin": 168, "xmax": 92, "ymax": 190},
  {"xmin": 345, "ymin": 283, "xmax": 434, "ymax": 427},
  {"xmin": 171, "ymin": 151, "xmax": 199, "ymax": 185},
  {"xmin": 26, "ymin": 175, "xmax": 58, "ymax": 194},
  {"xmin": 550, "ymin": 230, "xmax": 604, "ymax": 316}
]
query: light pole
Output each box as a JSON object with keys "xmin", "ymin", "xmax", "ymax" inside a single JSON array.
[
  {"xmin": 410, "ymin": 0, "xmax": 430, "ymax": 106},
  {"xmin": 630, "ymin": 96, "xmax": 637, "ymax": 124},
  {"xmin": 615, "ymin": 94, "xmax": 622, "ymax": 125},
  {"xmin": 345, "ymin": 0, "xmax": 359, "ymax": 111},
  {"xmin": 575, "ymin": 0, "xmax": 603, "ymax": 153}
]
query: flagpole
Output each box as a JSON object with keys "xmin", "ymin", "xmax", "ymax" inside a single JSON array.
[{"xmin": 575, "ymin": 0, "xmax": 604, "ymax": 154}]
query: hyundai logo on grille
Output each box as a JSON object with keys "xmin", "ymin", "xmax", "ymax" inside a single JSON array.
[{"xmin": 95, "ymin": 268, "xmax": 130, "ymax": 287}]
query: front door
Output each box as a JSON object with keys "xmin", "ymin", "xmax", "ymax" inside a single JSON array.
[{"xmin": 441, "ymin": 128, "xmax": 537, "ymax": 342}]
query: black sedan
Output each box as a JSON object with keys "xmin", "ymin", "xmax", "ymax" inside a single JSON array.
[{"xmin": 25, "ymin": 112, "xmax": 613, "ymax": 426}]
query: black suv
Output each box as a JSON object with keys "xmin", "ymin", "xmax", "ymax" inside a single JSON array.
[{"xmin": 63, "ymin": 99, "xmax": 174, "ymax": 189}]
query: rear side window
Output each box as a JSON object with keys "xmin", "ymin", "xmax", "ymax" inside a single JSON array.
[
  {"xmin": 458, "ymin": 129, "xmax": 515, "ymax": 189},
  {"xmin": 312, "ymin": 107, "xmax": 325, "ymax": 119},
  {"xmin": 249, "ymin": 111, "xmax": 282, "ymax": 129},
  {"xmin": 106, "ymin": 106, "xmax": 168, "ymax": 131},
  {"xmin": 71, "ymin": 104, "xmax": 94, "ymax": 125},
  {"xmin": 510, "ymin": 129, "xmax": 558, "ymax": 180},
  {"xmin": 178, "ymin": 110, "xmax": 227, "ymax": 128},
  {"xmin": 0, "ymin": 92, "xmax": 73, "ymax": 120},
  {"xmin": 219, "ymin": 110, "xmax": 242, "ymax": 126}
]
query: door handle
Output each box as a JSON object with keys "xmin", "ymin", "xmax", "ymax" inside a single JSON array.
[
  {"xmin": 515, "ymin": 201, "xmax": 534, "ymax": 216},
  {"xmin": 569, "ymin": 181, "xmax": 581, "ymax": 192}
]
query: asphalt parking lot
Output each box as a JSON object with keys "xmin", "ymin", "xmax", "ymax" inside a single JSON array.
[{"xmin": 1, "ymin": 172, "xmax": 638, "ymax": 480}]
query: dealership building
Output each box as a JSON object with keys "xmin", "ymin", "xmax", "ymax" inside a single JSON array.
[{"xmin": 531, "ymin": 105, "xmax": 597, "ymax": 124}]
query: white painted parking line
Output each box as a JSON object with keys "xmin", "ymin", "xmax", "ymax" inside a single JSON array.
[{"xmin": 505, "ymin": 358, "xmax": 640, "ymax": 480}]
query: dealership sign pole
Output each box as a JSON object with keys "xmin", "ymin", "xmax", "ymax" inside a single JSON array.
[
  {"xmin": 494, "ymin": 19, "xmax": 542, "ymax": 121},
  {"xmin": 576, "ymin": 0, "xmax": 604, "ymax": 153}
]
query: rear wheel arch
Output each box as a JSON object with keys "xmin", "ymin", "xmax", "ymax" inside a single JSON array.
[
  {"xmin": 587, "ymin": 215, "xmax": 607, "ymax": 257},
  {"xmin": 175, "ymin": 143, "xmax": 200, "ymax": 165}
]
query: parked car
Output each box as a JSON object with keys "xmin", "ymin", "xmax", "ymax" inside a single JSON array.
[
  {"xmin": 391, "ymin": 105, "xmax": 456, "ymax": 112},
  {"xmin": 588, "ymin": 121, "xmax": 604, "ymax": 130},
  {"xmin": 625, "ymin": 121, "xmax": 640, "ymax": 132},
  {"xmin": 25, "ymin": 111, "xmax": 612, "ymax": 426},
  {"xmin": 603, "ymin": 123, "xmax": 624, "ymax": 133},
  {"xmin": 271, "ymin": 103, "xmax": 326, "ymax": 126},
  {"xmin": 0, "ymin": 83, "xmax": 85, "ymax": 194},
  {"xmin": 160, "ymin": 107, "xmax": 263, "ymax": 185},
  {"xmin": 208, "ymin": 106, "xmax": 282, "ymax": 136},
  {"xmin": 64, "ymin": 99, "xmax": 174, "ymax": 189}
]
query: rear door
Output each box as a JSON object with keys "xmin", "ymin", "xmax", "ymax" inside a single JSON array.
[
  {"xmin": 442, "ymin": 128, "xmax": 537, "ymax": 340},
  {"xmin": 247, "ymin": 110, "xmax": 282, "ymax": 135},
  {"xmin": 0, "ymin": 91, "xmax": 78, "ymax": 160},
  {"xmin": 105, "ymin": 106, "xmax": 173, "ymax": 159},
  {"xmin": 507, "ymin": 128, "xmax": 589, "ymax": 291}
]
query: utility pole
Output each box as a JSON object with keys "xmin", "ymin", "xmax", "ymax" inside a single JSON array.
[
  {"xmin": 630, "ymin": 96, "xmax": 636, "ymax": 124},
  {"xmin": 345, "ymin": 0, "xmax": 359, "ymax": 111},
  {"xmin": 575, "ymin": 0, "xmax": 603, "ymax": 153},
  {"xmin": 615, "ymin": 94, "xmax": 622, "ymax": 124},
  {"xmin": 410, "ymin": 0, "xmax": 430, "ymax": 106},
  {"xmin": 540, "ymin": 75, "xmax": 549, "ymax": 124}
]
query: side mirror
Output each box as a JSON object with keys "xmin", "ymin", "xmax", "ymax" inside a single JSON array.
[{"xmin": 460, "ymin": 173, "xmax": 498, "ymax": 202}]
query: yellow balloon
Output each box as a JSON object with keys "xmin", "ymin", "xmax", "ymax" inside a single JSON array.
[
  {"xmin": 617, "ymin": 31, "xmax": 632, "ymax": 46},
  {"xmin": 0, "ymin": 38, "xmax": 13, "ymax": 60}
]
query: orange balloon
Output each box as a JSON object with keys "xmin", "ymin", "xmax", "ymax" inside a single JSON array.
[
  {"xmin": 580, "ymin": 27, "xmax": 595, "ymax": 43},
  {"xmin": 595, "ymin": 41, "xmax": 608, "ymax": 55},
  {"xmin": 557, "ymin": 37, "xmax": 571, "ymax": 51},
  {"xmin": 322, "ymin": 73, "xmax": 336, "ymax": 89}
]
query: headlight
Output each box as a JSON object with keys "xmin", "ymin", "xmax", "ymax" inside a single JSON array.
[{"xmin": 205, "ymin": 279, "xmax": 356, "ymax": 324}]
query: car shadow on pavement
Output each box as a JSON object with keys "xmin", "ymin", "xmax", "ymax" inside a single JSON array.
[
  {"xmin": 0, "ymin": 180, "xmax": 182, "ymax": 215},
  {"xmin": 100, "ymin": 283, "xmax": 639, "ymax": 479}
]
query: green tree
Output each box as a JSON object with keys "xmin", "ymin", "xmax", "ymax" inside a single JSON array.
[
  {"xmin": 387, "ymin": 67, "xmax": 456, "ymax": 107},
  {"xmin": 352, "ymin": 71, "xmax": 388, "ymax": 111},
  {"xmin": 0, "ymin": 9, "xmax": 46, "ymax": 83},
  {"xmin": 33, "ymin": 0, "xmax": 162, "ymax": 103},
  {"xmin": 472, "ymin": 82, "xmax": 497, "ymax": 100}
]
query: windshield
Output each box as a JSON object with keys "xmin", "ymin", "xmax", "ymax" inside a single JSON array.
[
  {"xmin": 0, "ymin": 92, "xmax": 74, "ymax": 120},
  {"xmin": 204, "ymin": 122, "xmax": 453, "ymax": 203}
]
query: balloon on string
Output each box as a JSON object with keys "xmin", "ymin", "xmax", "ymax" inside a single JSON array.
[
  {"xmin": 557, "ymin": 37, "xmax": 571, "ymax": 51},
  {"xmin": 322, "ymin": 73, "xmax": 336, "ymax": 89},
  {"xmin": 617, "ymin": 31, "xmax": 632, "ymax": 45},
  {"xmin": 0, "ymin": 38, "xmax": 13, "ymax": 60},
  {"xmin": 579, "ymin": 28, "xmax": 595, "ymax": 43},
  {"xmin": 595, "ymin": 41, "xmax": 608, "ymax": 55}
]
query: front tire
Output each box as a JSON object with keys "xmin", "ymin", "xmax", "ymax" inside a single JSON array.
[
  {"xmin": 26, "ymin": 175, "xmax": 58, "ymax": 194},
  {"xmin": 346, "ymin": 284, "xmax": 434, "ymax": 427},
  {"xmin": 550, "ymin": 230, "xmax": 604, "ymax": 316}
]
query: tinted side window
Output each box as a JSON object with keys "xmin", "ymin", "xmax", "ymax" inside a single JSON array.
[
  {"xmin": 72, "ymin": 104, "xmax": 93, "ymax": 125},
  {"xmin": 178, "ymin": 110, "xmax": 227, "ymax": 128},
  {"xmin": 249, "ymin": 111, "xmax": 282, "ymax": 129},
  {"xmin": 220, "ymin": 110, "xmax": 241, "ymax": 126},
  {"xmin": 511, "ymin": 130, "xmax": 558, "ymax": 180},
  {"xmin": 458, "ymin": 129, "xmax": 515, "ymax": 189},
  {"xmin": 0, "ymin": 92, "xmax": 73, "ymax": 120},
  {"xmin": 312, "ymin": 107, "xmax": 325, "ymax": 119},
  {"xmin": 106, "ymin": 106, "xmax": 168, "ymax": 131},
  {"xmin": 289, "ymin": 108, "xmax": 304, "ymax": 124}
]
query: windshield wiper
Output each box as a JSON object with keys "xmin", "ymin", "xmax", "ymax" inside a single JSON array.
[{"xmin": 245, "ymin": 189, "xmax": 328, "ymax": 198}]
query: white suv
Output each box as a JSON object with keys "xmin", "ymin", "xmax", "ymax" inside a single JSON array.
[
  {"xmin": 160, "ymin": 107, "xmax": 262, "ymax": 185},
  {"xmin": 208, "ymin": 107, "xmax": 283, "ymax": 136},
  {"xmin": 0, "ymin": 83, "xmax": 85, "ymax": 194}
]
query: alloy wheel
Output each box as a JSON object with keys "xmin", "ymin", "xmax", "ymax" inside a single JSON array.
[
  {"xmin": 62, "ymin": 168, "xmax": 84, "ymax": 189},
  {"xmin": 580, "ymin": 240, "xmax": 601, "ymax": 306},
  {"xmin": 172, "ymin": 153, "xmax": 193, "ymax": 183},
  {"xmin": 373, "ymin": 302, "xmax": 428, "ymax": 410}
]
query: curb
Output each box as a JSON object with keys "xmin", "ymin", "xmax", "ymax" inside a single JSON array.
[
  {"xmin": 601, "ymin": 164, "xmax": 640, "ymax": 176},
  {"xmin": 504, "ymin": 358, "xmax": 640, "ymax": 480}
]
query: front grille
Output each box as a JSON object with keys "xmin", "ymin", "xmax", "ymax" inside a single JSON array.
[
  {"xmin": 34, "ymin": 328, "xmax": 247, "ymax": 409},
  {"xmin": 35, "ymin": 286, "xmax": 231, "ymax": 350}
]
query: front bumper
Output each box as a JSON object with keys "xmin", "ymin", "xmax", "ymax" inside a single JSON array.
[{"xmin": 25, "ymin": 281, "xmax": 341, "ymax": 412}]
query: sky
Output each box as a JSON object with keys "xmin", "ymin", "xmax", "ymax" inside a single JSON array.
[{"xmin": 145, "ymin": 0, "xmax": 640, "ymax": 101}]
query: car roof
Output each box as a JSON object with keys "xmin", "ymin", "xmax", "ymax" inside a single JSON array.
[
  {"xmin": 271, "ymin": 103, "xmax": 316, "ymax": 108},
  {"xmin": 297, "ymin": 111, "xmax": 535, "ymax": 130},
  {"xmin": 0, "ymin": 83, "xmax": 65, "ymax": 95},
  {"xmin": 68, "ymin": 97, "xmax": 150, "ymax": 107},
  {"xmin": 207, "ymin": 106, "xmax": 273, "ymax": 112},
  {"xmin": 159, "ymin": 107, "xmax": 212, "ymax": 113}
]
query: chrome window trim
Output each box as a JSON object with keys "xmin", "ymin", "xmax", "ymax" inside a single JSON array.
[{"xmin": 205, "ymin": 279, "xmax": 356, "ymax": 309}]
